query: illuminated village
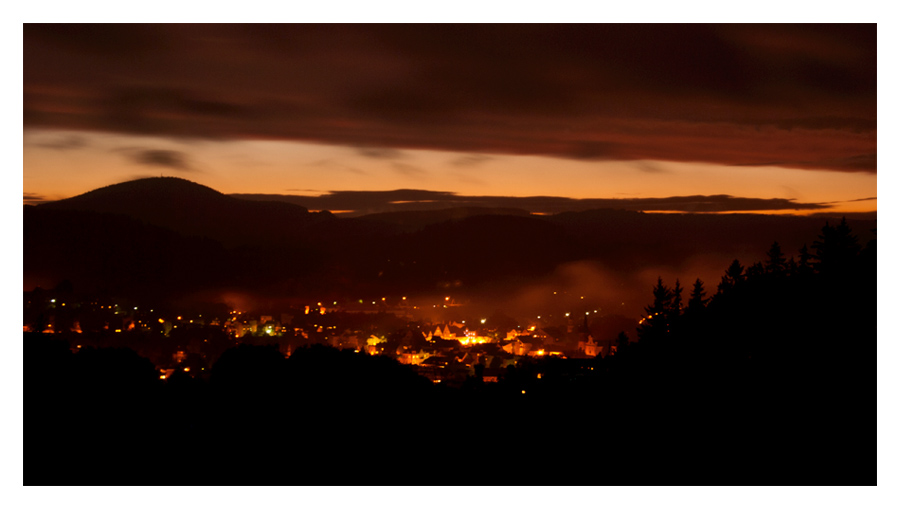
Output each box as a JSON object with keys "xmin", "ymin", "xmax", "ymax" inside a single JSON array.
[{"xmin": 23, "ymin": 290, "xmax": 626, "ymax": 387}]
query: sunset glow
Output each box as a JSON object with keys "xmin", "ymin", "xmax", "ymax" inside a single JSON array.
[{"xmin": 23, "ymin": 128, "xmax": 876, "ymax": 216}]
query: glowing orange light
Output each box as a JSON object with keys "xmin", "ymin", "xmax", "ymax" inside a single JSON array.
[
  {"xmin": 159, "ymin": 375, "xmax": 166, "ymax": 380},
  {"xmin": 183, "ymin": 367, "xmax": 190, "ymax": 372}
]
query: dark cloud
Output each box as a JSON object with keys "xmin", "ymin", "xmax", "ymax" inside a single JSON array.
[
  {"xmin": 821, "ymin": 196, "xmax": 877, "ymax": 204},
  {"xmin": 631, "ymin": 161, "xmax": 666, "ymax": 174},
  {"xmin": 33, "ymin": 134, "xmax": 88, "ymax": 151},
  {"xmin": 355, "ymin": 146, "xmax": 405, "ymax": 159},
  {"xmin": 24, "ymin": 24, "xmax": 876, "ymax": 173},
  {"xmin": 733, "ymin": 153, "xmax": 876, "ymax": 173},
  {"xmin": 23, "ymin": 193, "xmax": 47, "ymax": 205},
  {"xmin": 115, "ymin": 147, "xmax": 195, "ymax": 172},
  {"xmin": 232, "ymin": 190, "xmax": 831, "ymax": 217},
  {"xmin": 564, "ymin": 141, "xmax": 621, "ymax": 160}
]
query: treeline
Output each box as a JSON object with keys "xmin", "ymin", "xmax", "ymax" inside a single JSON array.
[{"xmin": 606, "ymin": 217, "xmax": 875, "ymax": 484}]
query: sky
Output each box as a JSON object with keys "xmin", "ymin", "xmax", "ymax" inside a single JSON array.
[{"xmin": 23, "ymin": 23, "xmax": 877, "ymax": 216}]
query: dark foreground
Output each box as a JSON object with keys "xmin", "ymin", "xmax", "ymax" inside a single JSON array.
[{"xmin": 25, "ymin": 220, "xmax": 876, "ymax": 485}]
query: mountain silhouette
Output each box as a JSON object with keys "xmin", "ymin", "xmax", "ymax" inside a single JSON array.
[{"xmin": 38, "ymin": 177, "xmax": 333, "ymax": 244}]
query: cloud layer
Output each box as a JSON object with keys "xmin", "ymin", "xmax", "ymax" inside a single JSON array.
[
  {"xmin": 231, "ymin": 190, "xmax": 835, "ymax": 216},
  {"xmin": 24, "ymin": 24, "xmax": 876, "ymax": 173},
  {"xmin": 112, "ymin": 147, "xmax": 196, "ymax": 172}
]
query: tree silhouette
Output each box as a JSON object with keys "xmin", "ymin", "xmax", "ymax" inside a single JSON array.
[
  {"xmin": 615, "ymin": 331, "xmax": 629, "ymax": 351},
  {"xmin": 638, "ymin": 277, "xmax": 673, "ymax": 343},
  {"xmin": 812, "ymin": 217, "xmax": 861, "ymax": 276},
  {"xmin": 765, "ymin": 241, "xmax": 786, "ymax": 275},
  {"xmin": 746, "ymin": 261, "xmax": 765, "ymax": 278},
  {"xmin": 717, "ymin": 259, "xmax": 744, "ymax": 295},
  {"xmin": 670, "ymin": 279, "xmax": 683, "ymax": 315},
  {"xmin": 687, "ymin": 278, "xmax": 707, "ymax": 313},
  {"xmin": 797, "ymin": 243, "xmax": 813, "ymax": 272}
]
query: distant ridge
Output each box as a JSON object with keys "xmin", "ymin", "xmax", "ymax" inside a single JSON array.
[
  {"xmin": 38, "ymin": 177, "xmax": 330, "ymax": 243},
  {"xmin": 355, "ymin": 207, "xmax": 532, "ymax": 232}
]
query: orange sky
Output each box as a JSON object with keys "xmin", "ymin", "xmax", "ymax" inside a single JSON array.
[{"xmin": 23, "ymin": 128, "xmax": 876, "ymax": 215}]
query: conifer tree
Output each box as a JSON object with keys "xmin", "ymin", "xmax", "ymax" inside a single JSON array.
[
  {"xmin": 638, "ymin": 277, "xmax": 673, "ymax": 342},
  {"xmin": 687, "ymin": 278, "xmax": 707, "ymax": 312},
  {"xmin": 717, "ymin": 259, "xmax": 744, "ymax": 295},
  {"xmin": 812, "ymin": 217, "xmax": 861, "ymax": 276},
  {"xmin": 668, "ymin": 279, "xmax": 684, "ymax": 327},
  {"xmin": 797, "ymin": 243, "xmax": 813, "ymax": 275},
  {"xmin": 765, "ymin": 241, "xmax": 786, "ymax": 275},
  {"xmin": 615, "ymin": 331, "xmax": 629, "ymax": 352},
  {"xmin": 746, "ymin": 262, "xmax": 765, "ymax": 278},
  {"xmin": 671, "ymin": 279, "xmax": 684, "ymax": 314}
]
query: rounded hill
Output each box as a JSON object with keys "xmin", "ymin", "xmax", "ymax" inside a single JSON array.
[{"xmin": 37, "ymin": 177, "xmax": 327, "ymax": 242}]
